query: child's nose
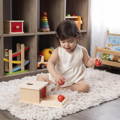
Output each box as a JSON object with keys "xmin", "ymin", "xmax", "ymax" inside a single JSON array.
[{"xmin": 65, "ymin": 42, "xmax": 69, "ymax": 48}]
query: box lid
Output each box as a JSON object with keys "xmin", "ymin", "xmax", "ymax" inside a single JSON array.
[
  {"xmin": 9, "ymin": 20, "xmax": 24, "ymax": 22},
  {"xmin": 20, "ymin": 80, "xmax": 48, "ymax": 90}
]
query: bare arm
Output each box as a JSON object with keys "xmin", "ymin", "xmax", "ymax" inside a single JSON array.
[
  {"xmin": 47, "ymin": 48, "xmax": 59, "ymax": 77},
  {"xmin": 82, "ymin": 47, "xmax": 95, "ymax": 67},
  {"xmin": 47, "ymin": 48, "xmax": 65, "ymax": 83}
]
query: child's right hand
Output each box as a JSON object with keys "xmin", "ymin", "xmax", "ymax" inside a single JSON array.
[
  {"xmin": 55, "ymin": 74, "xmax": 65, "ymax": 86},
  {"xmin": 58, "ymin": 79, "xmax": 65, "ymax": 86}
]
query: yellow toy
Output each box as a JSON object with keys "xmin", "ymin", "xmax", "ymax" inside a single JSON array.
[{"xmin": 40, "ymin": 48, "xmax": 53, "ymax": 61}]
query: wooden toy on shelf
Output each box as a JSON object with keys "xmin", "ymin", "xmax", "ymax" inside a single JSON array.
[
  {"xmin": 40, "ymin": 12, "xmax": 50, "ymax": 32},
  {"xmin": 40, "ymin": 48, "xmax": 53, "ymax": 61},
  {"xmin": 3, "ymin": 43, "xmax": 29, "ymax": 74},
  {"xmin": 37, "ymin": 48, "xmax": 53, "ymax": 69},
  {"xmin": 66, "ymin": 14, "xmax": 82, "ymax": 30},
  {"xmin": 37, "ymin": 55, "xmax": 47, "ymax": 69},
  {"xmin": 4, "ymin": 20, "xmax": 24, "ymax": 34},
  {"xmin": 95, "ymin": 31, "xmax": 120, "ymax": 68},
  {"xmin": 95, "ymin": 47, "xmax": 120, "ymax": 67},
  {"xmin": 20, "ymin": 80, "xmax": 68, "ymax": 108}
]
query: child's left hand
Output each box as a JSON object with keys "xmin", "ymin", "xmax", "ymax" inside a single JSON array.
[
  {"xmin": 95, "ymin": 58, "xmax": 102, "ymax": 67},
  {"xmin": 87, "ymin": 58, "xmax": 102, "ymax": 67},
  {"xmin": 87, "ymin": 58, "xmax": 96, "ymax": 67}
]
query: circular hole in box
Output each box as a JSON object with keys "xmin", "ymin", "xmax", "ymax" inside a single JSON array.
[{"xmin": 27, "ymin": 83, "xmax": 33, "ymax": 85}]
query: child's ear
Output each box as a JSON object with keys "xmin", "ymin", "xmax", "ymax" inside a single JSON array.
[
  {"xmin": 56, "ymin": 40, "xmax": 60, "ymax": 47},
  {"xmin": 77, "ymin": 38, "xmax": 80, "ymax": 43}
]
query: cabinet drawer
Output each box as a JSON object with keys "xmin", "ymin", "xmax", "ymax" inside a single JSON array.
[{"xmin": 4, "ymin": 20, "xmax": 24, "ymax": 34}]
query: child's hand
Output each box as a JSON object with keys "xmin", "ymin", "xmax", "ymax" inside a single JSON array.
[
  {"xmin": 88, "ymin": 58, "xmax": 102, "ymax": 67},
  {"xmin": 95, "ymin": 58, "xmax": 102, "ymax": 67},
  {"xmin": 87, "ymin": 58, "xmax": 96, "ymax": 67},
  {"xmin": 55, "ymin": 74, "xmax": 65, "ymax": 86},
  {"xmin": 58, "ymin": 79, "xmax": 65, "ymax": 86}
]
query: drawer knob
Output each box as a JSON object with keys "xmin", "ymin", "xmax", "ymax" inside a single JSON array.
[{"xmin": 16, "ymin": 25, "xmax": 20, "ymax": 29}]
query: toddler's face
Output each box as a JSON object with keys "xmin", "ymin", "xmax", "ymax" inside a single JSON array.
[{"xmin": 59, "ymin": 38, "xmax": 77, "ymax": 53}]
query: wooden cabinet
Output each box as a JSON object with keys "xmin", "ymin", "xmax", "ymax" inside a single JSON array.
[{"xmin": 0, "ymin": 0, "xmax": 90, "ymax": 80}]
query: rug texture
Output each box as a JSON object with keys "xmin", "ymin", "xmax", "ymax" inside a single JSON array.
[{"xmin": 0, "ymin": 68, "xmax": 120, "ymax": 120}]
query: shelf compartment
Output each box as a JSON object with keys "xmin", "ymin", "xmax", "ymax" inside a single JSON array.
[
  {"xmin": 37, "ymin": 34, "xmax": 56, "ymax": 51},
  {"xmin": 39, "ymin": 0, "xmax": 65, "ymax": 32},
  {"xmin": 66, "ymin": 0, "xmax": 89, "ymax": 30},
  {"xmin": 3, "ymin": 36, "xmax": 37, "ymax": 75},
  {"xmin": 3, "ymin": 0, "xmax": 38, "ymax": 33},
  {"xmin": 37, "ymin": 34, "xmax": 56, "ymax": 70}
]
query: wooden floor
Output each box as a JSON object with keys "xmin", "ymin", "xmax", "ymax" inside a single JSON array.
[
  {"xmin": 0, "ymin": 66, "xmax": 120, "ymax": 120},
  {"xmin": 62, "ymin": 98, "xmax": 120, "ymax": 120}
]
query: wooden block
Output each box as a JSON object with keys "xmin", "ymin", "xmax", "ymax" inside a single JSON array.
[
  {"xmin": 16, "ymin": 43, "xmax": 21, "ymax": 60},
  {"xmin": 20, "ymin": 80, "xmax": 48, "ymax": 104},
  {"xmin": 21, "ymin": 44, "xmax": 25, "ymax": 71},
  {"xmin": 4, "ymin": 49, "xmax": 9, "ymax": 72},
  {"xmin": 8, "ymin": 49, "xmax": 12, "ymax": 73},
  {"xmin": 20, "ymin": 89, "xmax": 40, "ymax": 104},
  {"xmin": 4, "ymin": 20, "xmax": 24, "ymax": 34}
]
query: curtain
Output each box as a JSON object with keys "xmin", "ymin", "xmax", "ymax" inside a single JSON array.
[{"xmin": 90, "ymin": 0, "xmax": 120, "ymax": 56}]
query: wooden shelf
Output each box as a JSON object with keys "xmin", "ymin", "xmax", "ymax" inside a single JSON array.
[
  {"xmin": 0, "ymin": 69, "xmax": 48, "ymax": 81},
  {"xmin": 102, "ymin": 60, "xmax": 120, "ymax": 68},
  {"xmin": 37, "ymin": 31, "xmax": 56, "ymax": 35},
  {"xmin": 2, "ymin": 33, "xmax": 35, "ymax": 37},
  {"xmin": 0, "ymin": 0, "xmax": 90, "ymax": 80},
  {"xmin": 80, "ymin": 30, "xmax": 87, "ymax": 33}
]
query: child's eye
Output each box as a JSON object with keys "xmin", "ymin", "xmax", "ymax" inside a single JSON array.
[
  {"xmin": 61, "ymin": 41, "xmax": 65, "ymax": 43},
  {"xmin": 69, "ymin": 40, "xmax": 73, "ymax": 43},
  {"xmin": 60, "ymin": 41, "xmax": 65, "ymax": 44}
]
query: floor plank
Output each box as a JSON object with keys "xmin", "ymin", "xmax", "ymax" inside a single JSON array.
[
  {"xmin": 0, "ymin": 110, "xmax": 20, "ymax": 120},
  {"xmin": 61, "ymin": 98, "xmax": 120, "ymax": 120}
]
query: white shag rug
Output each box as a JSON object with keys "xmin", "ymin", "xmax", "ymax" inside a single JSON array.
[{"xmin": 0, "ymin": 68, "xmax": 120, "ymax": 120}]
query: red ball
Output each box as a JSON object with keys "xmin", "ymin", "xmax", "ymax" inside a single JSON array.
[
  {"xmin": 58, "ymin": 80, "xmax": 65, "ymax": 85},
  {"xmin": 95, "ymin": 59, "xmax": 102, "ymax": 66},
  {"xmin": 58, "ymin": 95, "xmax": 65, "ymax": 102}
]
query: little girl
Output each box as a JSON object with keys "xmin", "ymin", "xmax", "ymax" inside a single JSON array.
[{"xmin": 37, "ymin": 20, "xmax": 98, "ymax": 92}]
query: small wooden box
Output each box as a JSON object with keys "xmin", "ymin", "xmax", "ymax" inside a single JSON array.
[
  {"xmin": 4, "ymin": 20, "xmax": 24, "ymax": 34},
  {"xmin": 20, "ymin": 80, "xmax": 48, "ymax": 104}
]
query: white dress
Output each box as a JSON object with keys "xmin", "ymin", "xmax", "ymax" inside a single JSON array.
[{"xmin": 49, "ymin": 44, "xmax": 86, "ymax": 87}]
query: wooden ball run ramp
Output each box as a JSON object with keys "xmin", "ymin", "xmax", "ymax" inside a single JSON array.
[{"xmin": 4, "ymin": 44, "xmax": 29, "ymax": 73}]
